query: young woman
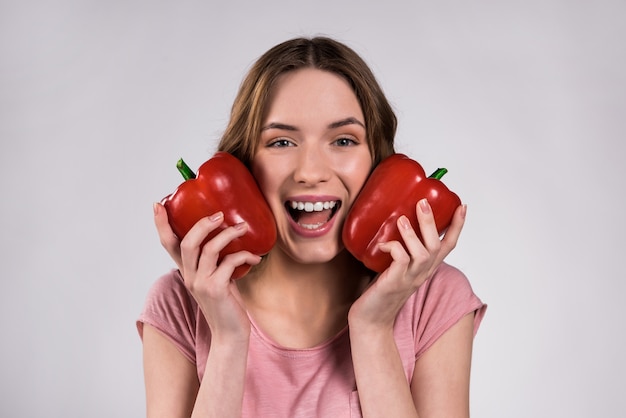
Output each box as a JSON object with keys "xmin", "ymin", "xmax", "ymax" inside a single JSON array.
[{"xmin": 138, "ymin": 37, "xmax": 486, "ymax": 417}]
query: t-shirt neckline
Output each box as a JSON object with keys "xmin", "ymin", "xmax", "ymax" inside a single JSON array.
[{"xmin": 246, "ymin": 312, "xmax": 350, "ymax": 357}]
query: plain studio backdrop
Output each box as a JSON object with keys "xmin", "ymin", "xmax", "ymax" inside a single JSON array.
[{"xmin": 1, "ymin": 0, "xmax": 625, "ymax": 416}]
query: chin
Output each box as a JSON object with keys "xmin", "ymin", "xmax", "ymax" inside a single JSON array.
[{"xmin": 283, "ymin": 240, "xmax": 343, "ymax": 265}]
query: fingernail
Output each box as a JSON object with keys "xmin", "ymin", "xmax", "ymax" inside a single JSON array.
[
  {"xmin": 460, "ymin": 204, "xmax": 467, "ymax": 219},
  {"xmin": 153, "ymin": 202, "xmax": 160, "ymax": 215},
  {"xmin": 399, "ymin": 215, "xmax": 411, "ymax": 230},
  {"xmin": 209, "ymin": 211, "xmax": 224, "ymax": 222},
  {"xmin": 419, "ymin": 198, "xmax": 431, "ymax": 214},
  {"xmin": 233, "ymin": 221, "xmax": 247, "ymax": 230}
]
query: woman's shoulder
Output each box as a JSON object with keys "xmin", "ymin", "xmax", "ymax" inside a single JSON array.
[
  {"xmin": 137, "ymin": 270, "xmax": 200, "ymax": 352},
  {"xmin": 142, "ymin": 269, "xmax": 196, "ymax": 312},
  {"xmin": 421, "ymin": 262, "xmax": 476, "ymax": 298},
  {"xmin": 399, "ymin": 262, "xmax": 486, "ymax": 358}
]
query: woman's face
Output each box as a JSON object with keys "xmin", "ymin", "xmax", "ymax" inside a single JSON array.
[{"xmin": 252, "ymin": 68, "xmax": 373, "ymax": 264}]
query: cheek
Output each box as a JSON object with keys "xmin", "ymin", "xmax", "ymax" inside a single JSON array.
[
  {"xmin": 251, "ymin": 158, "xmax": 282, "ymax": 207},
  {"xmin": 353, "ymin": 170, "xmax": 371, "ymax": 197},
  {"xmin": 251, "ymin": 160, "xmax": 271, "ymax": 196},
  {"xmin": 340, "ymin": 156, "xmax": 373, "ymax": 194}
]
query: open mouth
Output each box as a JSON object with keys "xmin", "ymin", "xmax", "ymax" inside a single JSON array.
[{"xmin": 285, "ymin": 200, "xmax": 342, "ymax": 230}]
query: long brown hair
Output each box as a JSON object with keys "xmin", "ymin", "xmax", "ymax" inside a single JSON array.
[{"xmin": 218, "ymin": 37, "xmax": 397, "ymax": 167}]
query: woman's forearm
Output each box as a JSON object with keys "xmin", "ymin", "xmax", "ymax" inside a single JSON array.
[
  {"xmin": 191, "ymin": 338, "xmax": 249, "ymax": 418},
  {"xmin": 349, "ymin": 324, "xmax": 419, "ymax": 418}
]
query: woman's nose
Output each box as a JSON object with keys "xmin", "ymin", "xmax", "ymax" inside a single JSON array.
[{"xmin": 293, "ymin": 145, "xmax": 331, "ymax": 185}]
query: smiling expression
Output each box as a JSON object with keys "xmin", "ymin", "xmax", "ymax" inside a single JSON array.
[{"xmin": 251, "ymin": 68, "xmax": 373, "ymax": 264}]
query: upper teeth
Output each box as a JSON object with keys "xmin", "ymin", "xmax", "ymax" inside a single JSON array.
[{"xmin": 290, "ymin": 201, "xmax": 337, "ymax": 212}]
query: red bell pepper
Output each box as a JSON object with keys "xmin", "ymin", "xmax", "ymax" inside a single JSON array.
[
  {"xmin": 161, "ymin": 152, "xmax": 277, "ymax": 279},
  {"xmin": 342, "ymin": 153, "xmax": 461, "ymax": 273}
]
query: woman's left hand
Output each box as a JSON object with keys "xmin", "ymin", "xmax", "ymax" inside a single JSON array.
[{"xmin": 348, "ymin": 199, "xmax": 467, "ymax": 331}]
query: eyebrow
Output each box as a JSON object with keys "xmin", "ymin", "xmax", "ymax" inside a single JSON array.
[
  {"xmin": 261, "ymin": 117, "xmax": 365, "ymax": 132},
  {"xmin": 328, "ymin": 117, "xmax": 365, "ymax": 129},
  {"xmin": 261, "ymin": 122, "xmax": 297, "ymax": 131}
]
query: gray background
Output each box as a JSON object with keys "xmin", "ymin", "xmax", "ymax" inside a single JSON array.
[{"xmin": 2, "ymin": 0, "xmax": 625, "ymax": 416}]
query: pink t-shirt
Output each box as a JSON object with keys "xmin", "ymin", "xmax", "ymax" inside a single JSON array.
[{"xmin": 137, "ymin": 263, "xmax": 486, "ymax": 417}]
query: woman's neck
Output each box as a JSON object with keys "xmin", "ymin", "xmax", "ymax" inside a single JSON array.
[{"xmin": 237, "ymin": 248, "xmax": 372, "ymax": 348}]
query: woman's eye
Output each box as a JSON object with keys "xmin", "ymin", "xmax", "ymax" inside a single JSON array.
[
  {"xmin": 334, "ymin": 137, "xmax": 358, "ymax": 147},
  {"xmin": 268, "ymin": 138, "xmax": 294, "ymax": 148}
]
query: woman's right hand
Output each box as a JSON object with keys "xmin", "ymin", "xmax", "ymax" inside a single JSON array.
[{"xmin": 153, "ymin": 202, "xmax": 261, "ymax": 343}]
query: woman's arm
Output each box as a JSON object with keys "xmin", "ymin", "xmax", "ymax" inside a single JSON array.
[
  {"xmin": 349, "ymin": 200, "xmax": 468, "ymax": 417},
  {"xmin": 190, "ymin": 332, "xmax": 250, "ymax": 418},
  {"xmin": 350, "ymin": 312, "xmax": 475, "ymax": 418},
  {"xmin": 410, "ymin": 312, "xmax": 475, "ymax": 417},
  {"xmin": 142, "ymin": 325, "xmax": 199, "ymax": 417},
  {"xmin": 143, "ymin": 204, "xmax": 257, "ymax": 417},
  {"xmin": 142, "ymin": 325, "xmax": 250, "ymax": 418},
  {"xmin": 349, "ymin": 322, "xmax": 419, "ymax": 417}
]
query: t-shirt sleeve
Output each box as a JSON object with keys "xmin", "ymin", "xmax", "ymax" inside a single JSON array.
[
  {"xmin": 413, "ymin": 263, "xmax": 487, "ymax": 359},
  {"xmin": 136, "ymin": 269, "xmax": 199, "ymax": 365}
]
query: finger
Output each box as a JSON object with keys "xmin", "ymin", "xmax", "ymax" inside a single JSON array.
[
  {"xmin": 396, "ymin": 214, "xmax": 429, "ymax": 263},
  {"xmin": 416, "ymin": 199, "xmax": 441, "ymax": 250},
  {"xmin": 377, "ymin": 240, "xmax": 434, "ymax": 294},
  {"xmin": 153, "ymin": 202, "xmax": 183, "ymax": 268},
  {"xmin": 211, "ymin": 251, "xmax": 263, "ymax": 282},
  {"xmin": 196, "ymin": 222, "xmax": 250, "ymax": 274},
  {"xmin": 192, "ymin": 251, "xmax": 261, "ymax": 299},
  {"xmin": 438, "ymin": 204, "xmax": 467, "ymax": 258},
  {"xmin": 179, "ymin": 212, "xmax": 225, "ymax": 272},
  {"xmin": 377, "ymin": 240, "xmax": 411, "ymax": 279}
]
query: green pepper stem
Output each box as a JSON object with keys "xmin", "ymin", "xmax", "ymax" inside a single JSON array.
[
  {"xmin": 176, "ymin": 158, "xmax": 196, "ymax": 180},
  {"xmin": 429, "ymin": 168, "xmax": 448, "ymax": 180}
]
